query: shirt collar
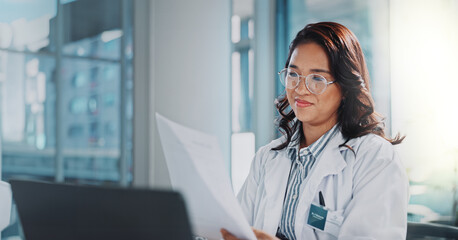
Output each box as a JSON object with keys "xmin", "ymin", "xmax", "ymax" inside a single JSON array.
[{"xmin": 287, "ymin": 123, "xmax": 339, "ymax": 162}]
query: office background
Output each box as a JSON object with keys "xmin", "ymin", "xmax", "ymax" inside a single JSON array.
[{"xmin": 0, "ymin": 0, "xmax": 457, "ymax": 238}]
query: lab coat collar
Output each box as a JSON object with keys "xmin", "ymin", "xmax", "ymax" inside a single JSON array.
[{"xmin": 306, "ymin": 129, "xmax": 349, "ymax": 183}]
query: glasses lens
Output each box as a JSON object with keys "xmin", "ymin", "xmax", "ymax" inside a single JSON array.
[
  {"xmin": 279, "ymin": 69, "xmax": 299, "ymax": 89},
  {"xmin": 306, "ymin": 74, "xmax": 327, "ymax": 94}
]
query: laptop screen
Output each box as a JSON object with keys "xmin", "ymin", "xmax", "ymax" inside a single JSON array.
[{"xmin": 10, "ymin": 179, "xmax": 193, "ymax": 240}]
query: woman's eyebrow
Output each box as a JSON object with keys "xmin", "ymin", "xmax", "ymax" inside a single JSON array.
[
  {"xmin": 289, "ymin": 64, "xmax": 331, "ymax": 74},
  {"xmin": 310, "ymin": 68, "xmax": 331, "ymax": 74},
  {"xmin": 288, "ymin": 64, "xmax": 300, "ymax": 69}
]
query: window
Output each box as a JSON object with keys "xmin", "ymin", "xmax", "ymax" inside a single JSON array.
[
  {"xmin": 0, "ymin": 0, "xmax": 133, "ymax": 237},
  {"xmin": 390, "ymin": 0, "xmax": 458, "ymax": 225}
]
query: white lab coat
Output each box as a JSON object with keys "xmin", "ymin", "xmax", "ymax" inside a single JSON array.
[{"xmin": 237, "ymin": 130, "xmax": 409, "ymax": 240}]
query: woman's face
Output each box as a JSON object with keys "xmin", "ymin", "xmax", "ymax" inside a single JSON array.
[{"xmin": 286, "ymin": 42, "xmax": 342, "ymax": 129}]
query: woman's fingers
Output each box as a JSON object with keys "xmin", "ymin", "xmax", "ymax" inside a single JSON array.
[
  {"xmin": 251, "ymin": 228, "xmax": 280, "ymax": 240},
  {"xmin": 220, "ymin": 228, "xmax": 241, "ymax": 240},
  {"xmin": 220, "ymin": 227, "xmax": 279, "ymax": 240}
]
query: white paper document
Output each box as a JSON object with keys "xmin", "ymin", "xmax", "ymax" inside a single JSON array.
[
  {"xmin": 156, "ymin": 113, "xmax": 256, "ymax": 240},
  {"xmin": 0, "ymin": 181, "xmax": 12, "ymax": 231}
]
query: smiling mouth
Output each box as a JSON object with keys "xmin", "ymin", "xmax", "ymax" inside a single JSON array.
[{"xmin": 295, "ymin": 99, "xmax": 313, "ymax": 108}]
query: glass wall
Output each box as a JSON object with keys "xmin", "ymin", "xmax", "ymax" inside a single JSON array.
[{"xmin": 0, "ymin": 0, "xmax": 133, "ymax": 237}]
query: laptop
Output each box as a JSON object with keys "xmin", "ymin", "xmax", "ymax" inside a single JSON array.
[{"xmin": 10, "ymin": 179, "xmax": 193, "ymax": 240}]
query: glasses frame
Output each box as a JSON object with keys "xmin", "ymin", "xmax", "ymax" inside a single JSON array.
[{"xmin": 278, "ymin": 68, "xmax": 335, "ymax": 95}]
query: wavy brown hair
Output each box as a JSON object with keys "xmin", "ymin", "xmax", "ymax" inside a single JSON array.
[{"xmin": 273, "ymin": 22, "xmax": 404, "ymax": 151}]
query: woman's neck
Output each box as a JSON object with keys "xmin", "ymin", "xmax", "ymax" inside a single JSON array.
[{"xmin": 300, "ymin": 121, "xmax": 337, "ymax": 148}]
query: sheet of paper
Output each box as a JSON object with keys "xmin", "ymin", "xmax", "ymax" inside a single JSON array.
[
  {"xmin": 156, "ymin": 113, "xmax": 256, "ymax": 240},
  {"xmin": 0, "ymin": 181, "xmax": 11, "ymax": 231}
]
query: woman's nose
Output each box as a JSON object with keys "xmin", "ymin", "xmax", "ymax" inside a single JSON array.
[{"xmin": 295, "ymin": 77, "xmax": 311, "ymax": 95}]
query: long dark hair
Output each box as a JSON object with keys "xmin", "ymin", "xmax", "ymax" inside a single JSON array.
[{"xmin": 273, "ymin": 22, "xmax": 404, "ymax": 151}]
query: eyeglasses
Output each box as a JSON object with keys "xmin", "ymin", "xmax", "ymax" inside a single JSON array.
[{"xmin": 278, "ymin": 68, "xmax": 335, "ymax": 95}]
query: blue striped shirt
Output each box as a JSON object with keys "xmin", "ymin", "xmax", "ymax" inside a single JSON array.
[{"xmin": 277, "ymin": 124, "xmax": 339, "ymax": 240}]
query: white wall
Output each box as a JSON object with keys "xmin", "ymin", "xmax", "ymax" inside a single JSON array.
[{"xmin": 133, "ymin": 0, "xmax": 231, "ymax": 188}]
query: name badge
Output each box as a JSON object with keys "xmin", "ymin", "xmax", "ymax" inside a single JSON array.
[{"xmin": 307, "ymin": 204, "xmax": 328, "ymax": 230}]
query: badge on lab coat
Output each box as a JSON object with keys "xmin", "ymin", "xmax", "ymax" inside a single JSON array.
[
  {"xmin": 307, "ymin": 203, "xmax": 344, "ymax": 237},
  {"xmin": 307, "ymin": 204, "xmax": 327, "ymax": 230}
]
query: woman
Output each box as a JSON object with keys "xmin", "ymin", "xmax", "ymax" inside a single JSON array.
[{"xmin": 221, "ymin": 22, "xmax": 408, "ymax": 239}]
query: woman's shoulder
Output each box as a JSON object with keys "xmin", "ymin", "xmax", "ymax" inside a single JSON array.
[
  {"xmin": 253, "ymin": 136, "xmax": 288, "ymax": 162},
  {"xmin": 260, "ymin": 136, "xmax": 289, "ymax": 153},
  {"xmin": 346, "ymin": 133, "xmax": 399, "ymax": 167},
  {"xmin": 345, "ymin": 133, "xmax": 408, "ymax": 189},
  {"xmin": 350, "ymin": 133, "xmax": 394, "ymax": 153},
  {"xmin": 266, "ymin": 136, "xmax": 287, "ymax": 149}
]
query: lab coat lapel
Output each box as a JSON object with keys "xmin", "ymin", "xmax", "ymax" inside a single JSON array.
[
  {"xmin": 295, "ymin": 131, "xmax": 348, "ymax": 237},
  {"xmin": 262, "ymin": 150, "xmax": 291, "ymax": 235},
  {"xmin": 305, "ymin": 131, "xmax": 348, "ymax": 189}
]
